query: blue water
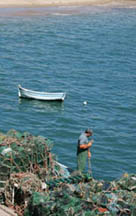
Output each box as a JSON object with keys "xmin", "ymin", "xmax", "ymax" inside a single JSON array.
[{"xmin": 0, "ymin": 6, "xmax": 136, "ymax": 181}]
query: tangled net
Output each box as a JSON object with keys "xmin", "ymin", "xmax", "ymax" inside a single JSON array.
[
  {"xmin": 0, "ymin": 129, "xmax": 65, "ymax": 215},
  {"xmin": 0, "ymin": 130, "xmax": 136, "ymax": 216}
]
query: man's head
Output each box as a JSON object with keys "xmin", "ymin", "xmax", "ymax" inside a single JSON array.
[{"xmin": 85, "ymin": 128, "xmax": 93, "ymax": 137}]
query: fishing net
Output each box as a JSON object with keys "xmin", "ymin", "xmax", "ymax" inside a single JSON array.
[
  {"xmin": 0, "ymin": 130, "xmax": 136, "ymax": 216},
  {"xmin": 24, "ymin": 173, "xmax": 136, "ymax": 216},
  {"xmin": 0, "ymin": 129, "xmax": 64, "ymax": 182},
  {"xmin": 0, "ymin": 129, "xmax": 70, "ymax": 215},
  {"xmin": 4, "ymin": 172, "xmax": 43, "ymax": 216}
]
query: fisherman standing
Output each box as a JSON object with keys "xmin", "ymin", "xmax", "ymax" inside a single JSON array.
[{"xmin": 77, "ymin": 129, "xmax": 93, "ymax": 173}]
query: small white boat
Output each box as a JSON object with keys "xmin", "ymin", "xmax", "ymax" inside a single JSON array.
[{"xmin": 18, "ymin": 85, "xmax": 66, "ymax": 101}]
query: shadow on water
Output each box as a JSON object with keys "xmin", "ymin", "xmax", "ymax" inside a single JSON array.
[{"xmin": 18, "ymin": 98, "xmax": 65, "ymax": 113}]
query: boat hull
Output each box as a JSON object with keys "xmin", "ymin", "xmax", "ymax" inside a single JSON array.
[{"xmin": 18, "ymin": 85, "xmax": 66, "ymax": 101}]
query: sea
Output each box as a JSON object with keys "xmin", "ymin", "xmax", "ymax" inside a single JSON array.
[{"xmin": 0, "ymin": 5, "xmax": 136, "ymax": 181}]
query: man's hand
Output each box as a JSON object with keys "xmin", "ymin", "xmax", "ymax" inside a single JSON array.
[
  {"xmin": 88, "ymin": 139, "xmax": 94, "ymax": 148},
  {"xmin": 80, "ymin": 139, "xmax": 94, "ymax": 150}
]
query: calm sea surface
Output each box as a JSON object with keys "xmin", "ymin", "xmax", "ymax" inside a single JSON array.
[{"xmin": 0, "ymin": 6, "xmax": 136, "ymax": 180}]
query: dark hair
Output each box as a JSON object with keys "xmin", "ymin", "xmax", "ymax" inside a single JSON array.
[{"xmin": 85, "ymin": 128, "xmax": 93, "ymax": 134}]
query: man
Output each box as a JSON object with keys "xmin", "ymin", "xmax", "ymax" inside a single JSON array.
[{"xmin": 77, "ymin": 129, "xmax": 93, "ymax": 173}]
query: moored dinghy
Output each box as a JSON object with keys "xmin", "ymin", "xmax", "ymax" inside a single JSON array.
[{"xmin": 18, "ymin": 85, "xmax": 66, "ymax": 101}]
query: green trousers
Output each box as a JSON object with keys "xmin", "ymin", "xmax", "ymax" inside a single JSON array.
[{"xmin": 77, "ymin": 150, "xmax": 88, "ymax": 173}]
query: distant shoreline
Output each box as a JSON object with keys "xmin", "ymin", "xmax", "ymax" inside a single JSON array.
[
  {"xmin": 0, "ymin": 0, "xmax": 136, "ymax": 17},
  {"xmin": 0, "ymin": 0, "xmax": 136, "ymax": 8}
]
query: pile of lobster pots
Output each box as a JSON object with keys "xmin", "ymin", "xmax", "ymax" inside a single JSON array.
[{"xmin": 0, "ymin": 129, "xmax": 136, "ymax": 216}]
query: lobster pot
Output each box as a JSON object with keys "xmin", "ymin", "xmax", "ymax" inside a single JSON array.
[{"xmin": 0, "ymin": 129, "xmax": 54, "ymax": 183}]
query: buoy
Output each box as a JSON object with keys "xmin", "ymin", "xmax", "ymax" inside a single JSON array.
[{"xmin": 83, "ymin": 101, "xmax": 88, "ymax": 105}]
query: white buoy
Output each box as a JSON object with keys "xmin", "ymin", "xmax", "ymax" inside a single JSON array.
[{"xmin": 83, "ymin": 101, "xmax": 88, "ymax": 105}]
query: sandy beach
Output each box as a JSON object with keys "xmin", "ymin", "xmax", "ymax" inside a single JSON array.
[
  {"xmin": 0, "ymin": 0, "xmax": 136, "ymax": 8},
  {"xmin": 0, "ymin": 0, "xmax": 135, "ymax": 16}
]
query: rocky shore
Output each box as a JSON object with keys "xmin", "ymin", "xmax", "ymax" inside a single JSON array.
[{"xmin": 0, "ymin": 129, "xmax": 136, "ymax": 216}]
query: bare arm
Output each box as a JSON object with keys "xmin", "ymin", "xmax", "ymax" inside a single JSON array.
[{"xmin": 79, "ymin": 139, "xmax": 94, "ymax": 149}]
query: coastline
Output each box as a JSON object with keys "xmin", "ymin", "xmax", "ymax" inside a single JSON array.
[
  {"xmin": 0, "ymin": 0, "xmax": 136, "ymax": 17},
  {"xmin": 0, "ymin": 0, "xmax": 136, "ymax": 8}
]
